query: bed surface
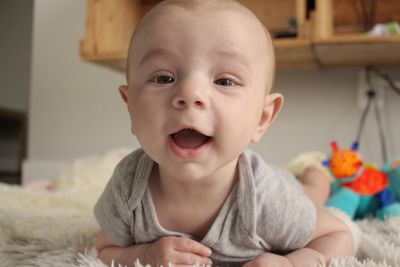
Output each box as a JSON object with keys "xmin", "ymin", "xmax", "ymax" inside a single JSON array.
[{"xmin": 1, "ymin": 148, "xmax": 399, "ymax": 267}]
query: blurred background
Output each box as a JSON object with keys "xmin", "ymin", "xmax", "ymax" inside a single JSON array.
[{"xmin": 1, "ymin": 0, "xmax": 399, "ymax": 185}]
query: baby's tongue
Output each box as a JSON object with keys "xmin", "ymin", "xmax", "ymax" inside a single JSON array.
[{"xmin": 172, "ymin": 129, "xmax": 209, "ymax": 149}]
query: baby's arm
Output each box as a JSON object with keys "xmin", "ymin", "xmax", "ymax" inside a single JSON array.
[
  {"xmin": 245, "ymin": 208, "xmax": 354, "ymax": 267},
  {"xmin": 285, "ymin": 208, "xmax": 354, "ymax": 266},
  {"xmin": 95, "ymin": 231, "xmax": 213, "ymax": 267}
]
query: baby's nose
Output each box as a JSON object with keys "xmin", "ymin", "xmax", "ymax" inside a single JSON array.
[{"xmin": 172, "ymin": 82, "xmax": 208, "ymax": 110}]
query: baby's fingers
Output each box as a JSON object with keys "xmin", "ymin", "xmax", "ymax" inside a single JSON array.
[
  {"xmin": 172, "ymin": 252, "xmax": 212, "ymax": 267},
  {"xmin": 173, "ymin": 238, "xmax": 212, "ymax": 257}
]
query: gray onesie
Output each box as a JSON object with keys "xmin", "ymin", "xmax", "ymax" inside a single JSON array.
[{"xmin": 94, "ymin": 149, "xmax": 316, "ymax": 265}]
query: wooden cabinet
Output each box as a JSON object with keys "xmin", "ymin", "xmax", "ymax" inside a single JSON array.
[{"xmin": 80, "ymin": 0, "xmax": 400, "ymax": 72}]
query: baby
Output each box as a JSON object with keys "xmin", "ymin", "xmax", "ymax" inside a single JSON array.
[{"xmin": 94, "ymin": 0, "xmax": 354, "ymax": 266}]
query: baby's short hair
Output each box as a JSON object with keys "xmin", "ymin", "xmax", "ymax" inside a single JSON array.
[{"xmin": 126, "ymin": 0, "xmax": 275, "ymax": 92}]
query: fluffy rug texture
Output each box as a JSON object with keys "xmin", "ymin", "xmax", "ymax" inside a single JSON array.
[{"xmin": 1, "ymin": 149, "xmax": 400, "ymax": 267}]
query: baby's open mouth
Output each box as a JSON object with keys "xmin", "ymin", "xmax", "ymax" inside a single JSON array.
[{"xmin": 171, "ymin": 128, "xmax": 212, "ymax": 149}]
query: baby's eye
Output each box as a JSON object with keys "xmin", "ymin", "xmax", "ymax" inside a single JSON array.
[
  {"xmin": 214, "ymin": 78, "xmax": 236, "ymax": 86},
  {"xmin": 151, "ymin": 75, "xmax": 175, "ymax": 84}
]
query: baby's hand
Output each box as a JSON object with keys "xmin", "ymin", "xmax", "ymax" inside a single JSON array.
[
  {"xmin": 243, "ymin": 253, "xmax": 294, "ymax": 267},
  {"xmin": 143, "ymin": 236, "xmax": 212, "ymax": 267}
]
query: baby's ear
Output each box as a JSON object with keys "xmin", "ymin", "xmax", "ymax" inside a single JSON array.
[
  {"xmin": 119, "ymin": 85, "xmax": 129, "ymax": 103},
  {"xmin": 251, "ymin": 93, "xmax": 283, "ymax": 143}
]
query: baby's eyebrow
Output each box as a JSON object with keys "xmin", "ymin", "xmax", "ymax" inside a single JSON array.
[
  {"xmin": 214, "ymin": 51, "xmax": 250, "ymax": 69},
  {"xmin": 139, "ymin": 48, "xmax": 177, "ymax": 66}
]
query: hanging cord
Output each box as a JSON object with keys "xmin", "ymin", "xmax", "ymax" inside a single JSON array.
[
  {"xmin": 359, "ymin": 0, "xmax": 376, "ymax": 31},
  {"xmin": 371, "ymin": 92, "xmax": 388, "ymax": 162},
  {"xmin": 355, "ymin": 67, "xmax": 389, "ymax": 162},
  {"xmin": 355, "ymin": 90, "xmax": 373, "ymax": 144},
  {"xmin": 367, "ymin": 66, "xmax": 400, "ymax": 97}
]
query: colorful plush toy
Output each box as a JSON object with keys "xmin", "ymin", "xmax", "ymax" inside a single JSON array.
[{"xmin": 324, "ymin": 141, "xmax": 400, "ymax": 220}]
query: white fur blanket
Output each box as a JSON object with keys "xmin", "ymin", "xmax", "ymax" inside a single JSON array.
[{"xmin": 1, "ymin": 149, "xmax": 399, "ymax": 267}]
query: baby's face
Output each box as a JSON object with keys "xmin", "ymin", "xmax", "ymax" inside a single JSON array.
[{"xmin": 121, "ymin": 3, "xmax": 281, "ymax": 180}]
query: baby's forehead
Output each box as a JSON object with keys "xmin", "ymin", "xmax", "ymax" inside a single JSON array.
[
  {"xmin": 133, "ymin": 1, "xmax": 271, "ymax": 48},
  {"xmin": 127, "ymin": 0, "xmax": 274, "ymax": 81},
  {"xmin": 136, "ymin": 1, "xmax": 262, "ymax": 35}
]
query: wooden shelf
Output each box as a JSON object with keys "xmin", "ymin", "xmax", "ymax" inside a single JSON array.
[
  {"xmin": 314, "ymin": 34, "xmax": 400, "ymax": 67},
  {"xmin": 80, "ymin": 48, "xmax": 127, "ymax": 72},
  {"xmin": 274, "ymin": 39, "xmax": 317, "ymax": 70},
  {"xmin": 81, "ymin": 38, "xmax": 317, "ymax": 72},
  {"xmin": 80, "ymin": 0, "xmax": 400, "ymax": 72}
]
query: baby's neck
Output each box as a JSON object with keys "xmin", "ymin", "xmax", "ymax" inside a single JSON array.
[
  {"xmin": 149, "ymin": 159, "xmax": 239, "ymax": 239},
  {"xmin": 154, "ymin": 159, "xmax": 238, "ymax": 202}
]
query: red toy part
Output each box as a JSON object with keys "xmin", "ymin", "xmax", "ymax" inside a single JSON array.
[{"xmin": 342, "ymin": 167, "xmax": 389, "ymax": 195}]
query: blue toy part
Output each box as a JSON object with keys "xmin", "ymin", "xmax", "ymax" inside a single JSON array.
[
  {"xmin": 378, "ymin": 188, "xmax": 396, "ymax": 207},
  {"xmin": 328, "ymin": 181, "xmax": 379, "ymax": 219},
  {"xmin": 326, "ymin": 186, "xmax": 360, "ymax": 218},
  {"xmin": 374, "ymin": 188, "xmax": 400, "ymax": 219},
  {"xmin": 383, "ymin": 160, "xmax": 400, "ymax": 202},
  {"xmin": 327, "ymin": 183, "xmax": 398, "ymax": 219}
]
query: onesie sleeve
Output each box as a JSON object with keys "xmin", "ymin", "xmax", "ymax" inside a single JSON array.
[
  {"xmin": 256, "ymin": 167, "xmax": 317, "ymax": 252},
  {"xmin": 94, "ymin": 163, "xmax": 135, "ymax": 247}
]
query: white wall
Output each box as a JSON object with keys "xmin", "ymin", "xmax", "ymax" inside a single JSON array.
[
  {"xmin": 28, "ymin": 0, "xmax": 139, "ymax": 159},
  {"xmin": 26, "ymin": 0, "xmax": 139, "ymax": 182},
  {"xmin": 26, "ymin": 0, "xmax": 400, "ymax": 181},
  {"xmin": 253, "ymin": 69, "xmax": 400, "ymax": 165}
]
